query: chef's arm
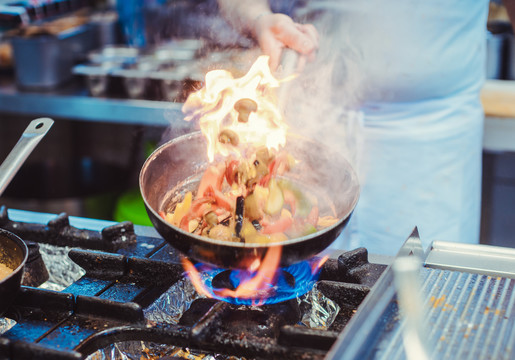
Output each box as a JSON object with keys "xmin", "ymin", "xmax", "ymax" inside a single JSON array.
[
  {"xmin": 217, "ymin": 0, "xmax": 318, "ymax": 70},
  {"xmin": 503, "ymin": 0, "xmax": 515, "ymax": 32}
]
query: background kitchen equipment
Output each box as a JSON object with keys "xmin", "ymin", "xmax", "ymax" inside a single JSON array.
[
  {"xmin": 507, "ymin": 29, "xmax": 515, "ymax": 80},
  {"xmin": 73, "ymin": 40, "xmax": 204, "ymax": 100},
  {"xmin": 0, "ymin": 118, "xmax": 53, "ymax": 317},
  {"xmin": 140, "ymin": 131, "xmax": 360, "ymax": 270},
  {"xmin": 0, "ymin": 118, "xmax": 142, "ymax": 221},
  {"xmin": 486, "ymin": 21, "xmax": 515, "ymax": 80},
  {"xmin": 11, "ymin": 21, "xmax": 97, "ymax": 89},
  {"xmin": 0, "ymin": 0, "xmax": 94, "ymax": 29}
]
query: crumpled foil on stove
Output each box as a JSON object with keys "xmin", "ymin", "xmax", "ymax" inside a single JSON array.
[
  {"xmin": 88, "ymin": 278, "xmax": 340, "ymax": 359},
  {"xmin": 297, "ymin": 283, "xmax": 340, "ymax": 330},
  {"xmin": 143, "ymin": 277, "xmax": 202, "ymax": 325},
  {"xmin": 87, "ymin": 341, "xmax": 231, "ymax": 360},
  {"xmin": 38, "ymin": 243, "xmax": 86, "ymax": 291},
  {"xmin": 1, "ymin": 244, "xmax": 86, "ymax": 335},
  {"xmin": 87, "ymin": 341, "xmax": 220, "ymax": 360},
  {"xmin": 0, "ymin": 317, "xmax": 16, "ymax": 335}
]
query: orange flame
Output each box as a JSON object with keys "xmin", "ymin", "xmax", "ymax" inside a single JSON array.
[
  {"xmin": 179, "ymin": 56, "xmax": 306, "ymax": 304},
  {"xmin": 311, "ymin": 255, "xmax": 329, "ymax": 274},
  {"xmin": 182, "ymin": 55, "xmax": 288, "ymax": 162},
  {"xmin": 182, "ymin": 246, "xmax": 282, "ymax": 305}
]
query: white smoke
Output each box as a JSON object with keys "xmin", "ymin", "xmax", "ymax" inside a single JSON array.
[{"xmin": 283, "ymin": 7, "xmax": 366, "ymax": 173}]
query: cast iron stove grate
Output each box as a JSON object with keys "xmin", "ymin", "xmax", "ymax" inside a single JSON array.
[{"xmin": 0, "ymin": 207, "xmax": 386, "ymax": 360}]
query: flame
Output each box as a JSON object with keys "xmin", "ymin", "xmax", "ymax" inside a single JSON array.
[
  {"xmin": 182, "ymin": 56, "xmax": 288, "ymax": 162},
  {"xmin": 213, "ymin": 246, "xmax": 282, "ymax": 301},
  {"xmin": 178, "ymin": 55, "xmax": 315, "ymax": 304},
  {"xmin": 311, "ymin": 255, "xmax": 329, "ymax": 274},
  {"xmin": 182, "ymin": 246, "xmax": 282, "ymax": 306}
]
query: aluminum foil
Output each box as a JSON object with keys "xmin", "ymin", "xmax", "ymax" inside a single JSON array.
[
  {"xmin": 0, "ymin": 317, "xmax": 16, "ymax": 335},
  {"xmin": 38, "ymin": 243, "xmax": 86, "ymax": 291},
  {"xmin": 88, "ymin": 278, "xmax": 340, "ymax": 359},
  {"xmin": 87, "ymin": 341, "xmax": 227, "ymax": 360},
  {"xmin": 144, "ymin": 277, "xmax": 202, "ymax": 325},
  {"xmin": 298, "ymin": 283, "xmax": 340, "ymax": 330},
  {"xmin": 1, "ymin": 244, "xmax": 85, "ymax": 335},
  {"xmin": 86, "ymin": 341, "xmax": 218, "ymax": 360}
]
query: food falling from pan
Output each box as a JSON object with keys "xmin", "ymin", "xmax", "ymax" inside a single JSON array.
[{"xmin": 159, "ymin": 55, "xmax": 339, "ymax": 245}]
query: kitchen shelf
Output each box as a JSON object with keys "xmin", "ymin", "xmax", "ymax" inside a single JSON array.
[
  {"xmin": 0, "ymin": 77, "xmax": 183, "ymax": 127},
  {"xmin": 1, "ymin": 77, "xmax": 515, "ymax": 152}
]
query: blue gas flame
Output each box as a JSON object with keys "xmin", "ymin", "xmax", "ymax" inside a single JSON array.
[{"xmin": 192, "ymin": 258, "xmax": 324, "ymax": 306}]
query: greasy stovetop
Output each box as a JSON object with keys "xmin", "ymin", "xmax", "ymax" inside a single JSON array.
[{"xmin": 0, "ymin": 207, "xmax": 386, "ymax": 360}]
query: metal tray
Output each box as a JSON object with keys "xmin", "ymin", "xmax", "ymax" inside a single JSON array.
[
  {"xmin": 327, "ymin": 229, "xmax": 515, "ymax": 360},
  {"xmin": 11, "ymin": 24, "xmax": 96, "ymax": 89}
]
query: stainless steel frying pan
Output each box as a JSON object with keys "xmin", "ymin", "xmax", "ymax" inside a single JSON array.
[{"xmin": 140, "ymin": 131, "xmax": 359, "ymax": 270}]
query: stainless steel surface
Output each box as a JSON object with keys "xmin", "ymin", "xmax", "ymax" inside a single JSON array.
[
  {"xmin": 326, "ymin": 230, "xmax": 515, "ymax": 360},
  {"xmin": 375, "ymin": 268, "xmax": 515, "ymax": 360},
  {"xmin": 392, "ymin": 257, "xmax": 429, "ymax": 360},
  {"xmin": 0, "ymin": 118, "xmax": 53, "ymax": 196},
  {"xmin": 88, "ymin": 45, "xmax": 139, "ymax": 64},
  {"xmin": 11, "ymin": 25, "xmax": 96, "ymax": 89},
  {"xmin": 0, "ymin": 81, "xmax": 181, "ymax": 126},
  {"xmin": 6, "ymin": 208, "xmax": 161, "ymax": 238},
  {"xmin": 326, "ymin": 228, "xmax": 422, "ymax": 360},
  {"xmin": 425, "ymin": 241, "xmax": 515, "ymax": 279}
]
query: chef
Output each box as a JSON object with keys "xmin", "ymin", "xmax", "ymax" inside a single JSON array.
[{"xmin": 217, "ymin": 0, "xmax": 515, "ymax": 255}]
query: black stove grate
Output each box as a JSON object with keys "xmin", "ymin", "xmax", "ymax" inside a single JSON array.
[{"xmin": 0, "ymin": 207, "xmax": 386, "ymax": 360}]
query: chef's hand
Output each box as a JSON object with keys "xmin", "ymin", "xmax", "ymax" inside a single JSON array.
[{"xmin": 253, "ymin": 13, "xmax": 319, "ymax": 71}]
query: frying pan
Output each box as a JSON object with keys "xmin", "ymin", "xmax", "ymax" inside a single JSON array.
[
  {"xmin": 140, "ymin": 131, "xmax": 359, "ymax": 269},
  {"xmin": 0, "ymin": 118, "xmax": 53, "ymax": 316}
]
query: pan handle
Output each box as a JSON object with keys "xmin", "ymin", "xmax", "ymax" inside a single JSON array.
[
  {"xmin": 277, "ymin": 48, "xmax": 300, "ymax": 113},
  {"xmin": 0, "ymin": 117, "xmax": 54, "ymax": 197}
]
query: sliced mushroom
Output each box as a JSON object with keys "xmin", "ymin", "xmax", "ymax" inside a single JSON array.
[
  {"xmin": 203, "ymin": 211, "xmax": 218, "ymax": 227},
  {"xmin": 219, "ymin": 129, "xmax": 239, "ymax": 146}
]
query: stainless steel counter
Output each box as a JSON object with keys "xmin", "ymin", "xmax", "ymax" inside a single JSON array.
[{"xmin": 0, "ymin": 76, "xmax": 182, "ymax": 127}]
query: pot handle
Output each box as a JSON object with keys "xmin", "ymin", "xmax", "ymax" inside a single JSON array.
[{"xmin": 0, "ymin": 117, "xmax": 54, "ymax": 197}]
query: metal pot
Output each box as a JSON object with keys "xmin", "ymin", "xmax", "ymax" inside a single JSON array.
[
  {"xmin": 139, "ymin": 131, "xmax": 360, "ymax": 269},
  {"xmin": 0, "ymin": 229, "xmax": 27, "ymax": 316}
]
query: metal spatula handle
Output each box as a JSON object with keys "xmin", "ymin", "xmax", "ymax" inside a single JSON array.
[{"xmin": 0, "ymin": 118, "xmax": 54, "ymax": 197}]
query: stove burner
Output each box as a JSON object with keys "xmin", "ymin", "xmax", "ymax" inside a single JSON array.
[
  {"xmin": 0, "ymin": 207, "xmax": 388, "ymax": 360},
  {"xmin": 212, "ymin": 268, "xmax": 296, "ymax": 290},
  {"xmin": 193, "ymin": 259, "xmax": 322, "ymax": 306}
]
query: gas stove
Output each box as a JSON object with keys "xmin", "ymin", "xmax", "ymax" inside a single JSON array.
[{"xmin": 0, "ymin": 207, "xmax": 387, "ymax": 360}]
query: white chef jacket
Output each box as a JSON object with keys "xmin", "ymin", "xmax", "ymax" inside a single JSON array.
[{"xmin": 292, "ymin": 0, "xmax": 489, "ymax": 255}]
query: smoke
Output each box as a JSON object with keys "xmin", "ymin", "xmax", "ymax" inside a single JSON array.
[
  {"xmin": 284, "ymin": 8, "xmax": 366, "ymax": 172},
  {"xmin": 160, "ymin": 2, "xmax": 368, "ymax": 176}
]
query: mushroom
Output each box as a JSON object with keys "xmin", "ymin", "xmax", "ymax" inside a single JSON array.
[
  {"xmin": 234, "ymin": 98, "xmax": 258, "ymax": 123},
  {"xmin": 218, "ymin": 129, "xmax": 239, "ymax": 146}
]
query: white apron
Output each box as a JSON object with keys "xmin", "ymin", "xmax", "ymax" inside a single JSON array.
[{"xmin": 292, "ymin": 0, "xmax": 489, "ymax": 255}]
